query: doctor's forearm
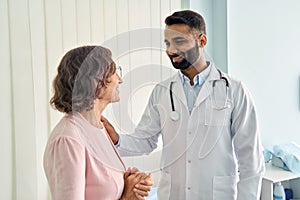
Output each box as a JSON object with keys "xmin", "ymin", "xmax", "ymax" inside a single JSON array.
[
  {"xmin": 237, "ymin": 174, "xmax": 263, "ymax": 200},
  {"xmin": 117, "ymin": 134, "xmax": 157, "ymax": 156}
]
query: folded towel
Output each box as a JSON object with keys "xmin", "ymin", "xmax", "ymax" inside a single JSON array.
[
  {"xmin": 264, "ymin": 142, "xmax": 300, "ymax": 174},
  {"xmin": 271, "ymin": 156, "xmax": 288, "ymax": 170}
]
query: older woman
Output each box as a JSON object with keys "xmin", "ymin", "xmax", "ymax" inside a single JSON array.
[{"xmin": 44, "ymin": 46, "xmax": 152, "ymax": 200}]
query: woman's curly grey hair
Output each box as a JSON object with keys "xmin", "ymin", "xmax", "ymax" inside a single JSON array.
[{"xmin": 50, "ymin": 45, "xmax": 116, "ymax": 113}]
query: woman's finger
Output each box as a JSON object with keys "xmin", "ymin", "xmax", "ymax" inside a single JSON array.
[
  {"xmin": 124, "ymin": 168, "xmax": 131, "ymax": 180},
  {"xmin": 139, "ymin": 179, "xmax": 153, "ymax": 187},
  {"xmin": 129, "ymin": 167, "xmax": 139, "ymax": 174},
  {"xmin": 134, "ymin": 187, "xmax": 148, "ymax": 198},
  {"xmin": 135, "ymin": 183, "xmax": 152, "ymax": 192}
]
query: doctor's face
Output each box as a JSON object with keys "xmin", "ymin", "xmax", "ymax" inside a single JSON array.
[{"xmin": 164, "ymin": 24, "xmax": 200, "ymax": 70}]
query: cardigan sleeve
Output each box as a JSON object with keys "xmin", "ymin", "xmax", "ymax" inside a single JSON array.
[{"xmin": 44, "ymin": 136, "xmax": 86, "ymax": 200}]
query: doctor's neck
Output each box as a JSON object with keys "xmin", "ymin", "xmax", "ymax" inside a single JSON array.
[{"xmin": 181, "ymin": 58, "xmax": 208, "ymax": 86}]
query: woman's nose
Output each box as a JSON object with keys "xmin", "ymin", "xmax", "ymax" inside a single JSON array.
[{"xmin": 118, "ymin": 76, "xmax": 123, "ymax": 84}]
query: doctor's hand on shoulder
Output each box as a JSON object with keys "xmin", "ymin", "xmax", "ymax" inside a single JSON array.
[{"xmin": 101, "ymin": 116, "xmax": 119, "ymax": 145}]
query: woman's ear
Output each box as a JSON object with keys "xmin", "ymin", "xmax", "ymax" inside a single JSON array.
[{"xmin": 198, "ymin": 34, "xmax": 207, "ymax": 47}]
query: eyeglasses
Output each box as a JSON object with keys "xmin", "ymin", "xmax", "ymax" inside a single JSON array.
[{"xmin": 116, "ymin": 66, "xmax": 122, "ymax": 78}]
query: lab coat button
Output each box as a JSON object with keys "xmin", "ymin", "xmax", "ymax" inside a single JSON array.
[
  {"xmin": 188, "ymin": 160, "xmax": 191, "ymax": 163},
  {"xmin": 188, "ymin": 131, "xmax": 192, "ymax": 135},
  {"xmin": 187, "ymin": 187, "xmax": 191, "ymax": 190}
]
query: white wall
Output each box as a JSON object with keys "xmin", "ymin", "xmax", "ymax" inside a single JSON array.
[
  {"xmin": 0, "ymin": 0, "xmax": 183, "ymax": 199},
  {"xmin": 190, "ymin": 0, "xmax": 228, "ymax": 72},
  {"xmin": 1, "ymin": 0, "xmax": 49, "ymax": 199},
  {"xmin": 0, "ymin": 1, "xmax": 13, "ymax": 199},
  {"xmin": 191, "ymin": 0, "xmax": 300, "ymax": 147},
  {"xmin": 227, "ymin": 0, "xmax": 300, "ymax": 146}
]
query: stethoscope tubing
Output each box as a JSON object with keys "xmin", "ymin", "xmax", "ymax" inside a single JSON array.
[
  {"xmin": 168, "ymin": 68, "xmax": 231, "ymax": 159},
  {"xmin": 170, "ymin": 81, "xmax": 175, "ymax": 112},
  {"xmin": 169, "ymin": 68, "xmax": 230, "ymax": 118}
]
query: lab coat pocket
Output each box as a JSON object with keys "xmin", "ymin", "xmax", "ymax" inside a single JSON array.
[
  {"xmin": 205, "ymin": 99, "xmax": 231, "ymax": 126},
  {"xmin": 157, "ymin": 171, "xmax": 171, "ymax": 200},
  {"xmin": 213, "ymin": 175, "xmax": 238, "ymax": 200}
]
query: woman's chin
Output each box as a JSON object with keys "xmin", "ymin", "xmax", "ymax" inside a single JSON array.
[{"xmin": 110, "ymin": 97, "xmax": 120, "ymax": 103}]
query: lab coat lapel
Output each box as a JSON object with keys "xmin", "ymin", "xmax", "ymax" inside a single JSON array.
[
  {"xmin": 171, "ymin": 74, "xmax": 188, "ymax": 108},
  {"xmin": 194, "ymin": 65, "xmax": 220, "ymax": 107}
]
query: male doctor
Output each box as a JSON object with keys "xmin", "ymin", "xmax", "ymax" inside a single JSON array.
[{"xmin": 103, "ymin": 10, "xmax": 265, "ymax": 200}]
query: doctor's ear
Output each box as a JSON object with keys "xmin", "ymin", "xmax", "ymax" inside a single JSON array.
[{"xmin": 198, "ymin": 34, "xmax": 207, "ymax": 47}]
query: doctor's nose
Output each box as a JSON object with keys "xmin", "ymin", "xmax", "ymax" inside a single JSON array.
[
  {"xmin": 166, "ymin": 47, "xmax": 179, "ymax": 57},
  {"xmin": 165, "ymin": 42, "xmax": 179, "ymax": 55}
]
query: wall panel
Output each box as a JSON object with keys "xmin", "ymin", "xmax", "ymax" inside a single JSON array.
[
  {"xmin": 44, "ymin": 0, "xmax": 64, "ymax": 129},
  {"xmin": 90, "ymin": 0, "xmax": 104, "ymax": 44},
  {"xmin": 28, "ymin": 0, "xmax": 49, "ymax": 198},
  {"xmin": 60, "ymin": 0, "xmax": 77, "ymax": 51},
  {"xmin": 8, "ymin": 0, "xmax": 37, "ymax": 198},
  {"xmin": 76, "ymin": 0, "xmax": 91, "ymax": 45},
  {"xmin": 0, "ymin": 0, "xmax": 13, "ymax": 199}
]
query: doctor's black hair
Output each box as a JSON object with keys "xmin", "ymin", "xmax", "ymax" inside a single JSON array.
[{"xmin": 165, "ymin": 10, "xmax": 206, "ymax": 35}]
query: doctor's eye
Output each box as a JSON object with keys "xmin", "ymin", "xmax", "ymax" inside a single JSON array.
[
  {"xmin": 172, "ymin": 37, "xmax": 189, "ymax": 46},
  {"xmin": 164, "ymin": 41, "xmax": 170, "ymax": 48},
  {"xmin": 174, "ymin": 39, "xmax": 187, "ymax": 45}
]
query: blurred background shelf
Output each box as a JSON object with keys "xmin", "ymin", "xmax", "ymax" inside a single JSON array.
[{"xmin": 261, "ymin": 163, "xmax": 300, "ymax": 200}]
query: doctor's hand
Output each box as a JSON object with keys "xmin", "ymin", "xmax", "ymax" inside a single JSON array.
[
  {"xmin": 123, "ymin": 168, "xmax": 153, "ymax": 200},
  {"xmin": 101, "ymin": 116, "xmax": 119, "ymax": 145}
]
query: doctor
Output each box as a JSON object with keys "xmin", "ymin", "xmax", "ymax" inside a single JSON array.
[{"xmin": 103, "ymin": 10, "xmax": 265, "ymax": 200}]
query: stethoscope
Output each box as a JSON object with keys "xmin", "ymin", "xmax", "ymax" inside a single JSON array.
[
  {"xmin": 169, "ymin": 69, "xmax": 230, "ymax": 121},
  {"xmin": 211, "ymin": 69, "xmax": 230, "ymax": 110}
]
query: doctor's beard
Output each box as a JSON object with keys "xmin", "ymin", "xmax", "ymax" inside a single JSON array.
[{"xmin": 168, "ymin": 41, "xmax": 200, "ymax": 70}]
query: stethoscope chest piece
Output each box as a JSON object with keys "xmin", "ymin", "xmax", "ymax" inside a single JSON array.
[{"xmin": 170, "ymin": 111, "xmax": 180, "ymax": 121}]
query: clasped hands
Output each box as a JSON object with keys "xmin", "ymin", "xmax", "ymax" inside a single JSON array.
[{"xmin": 121, "ymin": 167, "xmax": 153, "ymax": 200}]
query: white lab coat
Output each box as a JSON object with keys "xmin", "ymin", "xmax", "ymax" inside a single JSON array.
[{"xmin": 118, "ymin": 63, "xmax": 265, "ymax": 200}]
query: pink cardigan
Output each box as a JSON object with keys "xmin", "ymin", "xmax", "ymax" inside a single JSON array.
[{"xmin": 44, "ymin": 113, "xmax": 126, "ymax": 200}]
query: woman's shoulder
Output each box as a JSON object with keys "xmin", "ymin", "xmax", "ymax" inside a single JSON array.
[{"xmin": 48, "ymin": 115, "xmax": 83, "ymax": 144}]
